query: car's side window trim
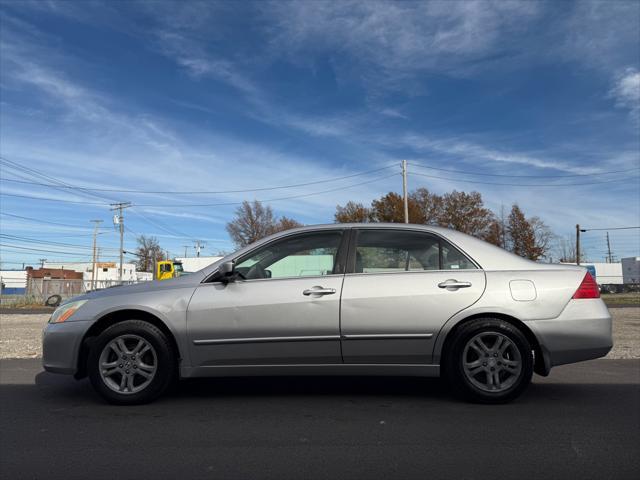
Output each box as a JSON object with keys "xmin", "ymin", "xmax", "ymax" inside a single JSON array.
[
  {"xmin": 345, "ymin": 228, "xmax": 481, "ymax": 275},
  {"xmin": 203, "ymin": 228, "xmax": 350, "ymax": 284}
]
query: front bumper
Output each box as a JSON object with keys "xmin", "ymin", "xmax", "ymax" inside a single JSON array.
[
  {"xmin": 42, "ymin": 320, "xmax": 92, "ymax": 375},
  {"xmin": 529, "ymin": 299, "xmax": 612, "ymax": 370}
]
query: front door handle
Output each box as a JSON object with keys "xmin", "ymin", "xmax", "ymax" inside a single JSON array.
[
  {"xmin": 438, "ymin": 279, "xmax": 472, "ymax": 290},
  {"xmin": 303, "ymin": 286, "xmax": 336, "ymax": 296}
]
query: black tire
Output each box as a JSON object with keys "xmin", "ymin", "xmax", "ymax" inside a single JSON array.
[
  {"xmin": 45, "ymin": 295, "xmax": 62, "ymax": 307},
  {"xmin": 88, "ymin": 320, "xmax": 177, "ymax": 405},
  {"xmin": 443, "ymin": 318, "xmax": 533, "ymax": 404}
]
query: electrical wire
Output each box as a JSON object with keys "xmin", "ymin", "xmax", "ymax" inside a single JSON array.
[
  {"xmin": 408, "ymin": 161, "xmax": 640, "ymax": 178},
  {"xmin": 132, "ymin": 172, "xmax": 400, "ymax": 207},
  {"xmin": 0, "ymin": 164, "xmax": 397, "ymax": 194},
  {"xmin": 0, "ymin": 212, "xmax": 101, "ymax": 229},
  {"xmin": 0, "ymin": 234, "xmax": 121, "ymax": 252},
  {"xmin": 409, "ymin": 171, "xmax": 640, "ymax": 187},
  {"xmin": 0, "ymin": 172, "xmax": 400, "ymax": 207}
]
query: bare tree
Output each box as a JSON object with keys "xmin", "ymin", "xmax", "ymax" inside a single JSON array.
[
  {"xmin": 226, "ymin": 201, "xmax": 303, "ymax": 248},
  {"xmin": 529, "ymin": 216, "xmax": 554, "ymax": 260},
  {"xmin": 135, "ymin": 235, "xmax": 164, "ymax": 272},
  {"xmin": 555, "ymin": 237, "xmax": 581, "ymax": 263}
]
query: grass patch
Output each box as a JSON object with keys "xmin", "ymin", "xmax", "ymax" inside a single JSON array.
[
  {"xmin": 0, "ymin": 295, "xmax": 46, "ymax": 309},
  {"xmin": 602, "ymin": 292, "xmax": 640, "ymax": 306}
]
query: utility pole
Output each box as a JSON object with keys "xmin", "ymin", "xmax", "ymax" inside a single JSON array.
[
  {"xmin": 576, "ymin": 224, "xmax": 581, "ymax": 265},
  {"xmin": 183, "ymin": 245, "xmax": 190, "ymax": 258},
  {"xmin": 90, "ymin": 220, "xmax": 103, "ymax": 291},
  {"xmin": 39, "ymin": 258, "xmax": 46, "ymax": 269},
  {"xmin": 110, "ymin": 202, "xmax": 131, "ymax": 283},
  {"xmin": 402, "ymin": 160, "xmax": 409, "ymax": 224},
  {"xmin": 606, "ymin": 232, "xmax": 613, "ymax": 263},
  {"xmin": 194, "ymin": 240, "xmax": 205, "ymax": 258}
]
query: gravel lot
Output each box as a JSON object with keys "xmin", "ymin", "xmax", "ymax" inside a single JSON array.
[{"xmin": 1, "ymin": 308, "xmax": 638, "ymax": 360}]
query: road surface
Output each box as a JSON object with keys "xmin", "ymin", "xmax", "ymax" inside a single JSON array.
[{"xmin": 1, "ymin": 358, "xmax": 638, "ymax": 479}]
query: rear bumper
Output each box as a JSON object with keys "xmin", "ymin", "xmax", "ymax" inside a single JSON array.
[
  {"xmin": 42, "ymin": 320, "xmax": 91, "ymax": 375},
  {"xmin": 529, "ymin": 299, "xmax": 612, "ymax": 371}
]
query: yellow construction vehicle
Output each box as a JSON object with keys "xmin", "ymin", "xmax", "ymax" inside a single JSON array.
[{"xmin": 155, "ymin": 260, "xmax": 184, "ymax": 281}]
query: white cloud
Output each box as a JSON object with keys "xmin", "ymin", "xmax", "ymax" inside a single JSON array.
[
  {"xmin": 610, "ymin": 68, "xmax": 640, "ymax": 125},
  {"xmin": 262, "ymin": 0, "xmax": 539, "ymax": 86}
]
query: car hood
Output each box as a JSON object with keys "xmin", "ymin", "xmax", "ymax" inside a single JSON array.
[{"xmin": 65, "ymin": 270, "xmax": 206, "ymax": 304}]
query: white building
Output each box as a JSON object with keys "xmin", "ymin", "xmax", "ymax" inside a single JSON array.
[
  {"xmin": 0, "ymin": 270, "xmax": 27, "ymax": 294},
  {"xmin": 562, "ymin": 262, "xmax": 623, "ymax": 285},
  {"xmin": 175, "ymin": 256, "xmax": 222, "ymax": 273},
  {"xmin": 43, "ymin": 261, "xmax": 143, "ymax": 290},
  {"xmin": 622, "ymin": 257, "xmax": 640, "ymax": 284}
]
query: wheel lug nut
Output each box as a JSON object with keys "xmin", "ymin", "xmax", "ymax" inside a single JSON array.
[
  {"xmin": 125, "ymin": 370, "xmax": 130, "ymax": 374},
  {"xmin": 482, "ymin": 362, "xmax": 487, "ymax": 366},
  {"xmin": 119, "ymin": 364, "xmax": 123, "ymax": 368},
  {"xmin": 133, "ymin": 365, "xmax": 137, "ymax": 369},
  {"xmin": 494, "ymin": 353, "xmax": 498, "ymax": 357}
]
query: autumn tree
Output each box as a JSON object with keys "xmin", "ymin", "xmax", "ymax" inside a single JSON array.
[
  {"xmin": 276, "ymin": 216, "xmax": 303, "ymax": 232},
  {"xmin": 368, "ymin": 192, "xmax": 426, "ymax": 223},
  {"xmin": 226, "ymin": 200, "xmax": 303, "ymax": 248},
  {"xmin": 410, "ymin": 187, "xmax": 442, "ymax": 225},
  {"xmin": 484, "ymin": 218, "xmax": 505, "ymax": 248},
  {"xmin": 508, "ymin": 204, "xmax": 546, "ymax": 260},
  {"xmin": 437, "ymin": 191, "xmax": 493, "ymax": 237},
  {"xmin": 334, "ymin": 201, "xmax": 371, "ymax": 223},
  {"xmin": 135, "ymin": 235, "xmax": 164, "ymax": 272}
]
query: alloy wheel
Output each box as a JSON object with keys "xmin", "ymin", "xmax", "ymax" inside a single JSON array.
[{"xmin": 98, "ymin": 334, "xmax": 157, "ymax": 395}]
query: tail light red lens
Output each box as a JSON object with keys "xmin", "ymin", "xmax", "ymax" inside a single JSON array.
[{"xmin": 572, "ymin": 272, "xmax": 600, "ymax": 299}]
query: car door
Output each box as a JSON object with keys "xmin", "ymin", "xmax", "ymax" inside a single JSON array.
[
  {"xmin": 187, "ymin": 229, "xmax": 348, "ymax": 368},
  {"xmin": 340, "ymin": 228, "xmax": 486, "ymax": 364}
]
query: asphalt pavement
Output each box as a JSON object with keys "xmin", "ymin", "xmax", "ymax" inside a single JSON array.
[{"xmin": 1, "ymin": 358, "xmax": 639, "ymax": 480}]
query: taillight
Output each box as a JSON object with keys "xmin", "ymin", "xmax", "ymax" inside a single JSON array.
[{"xmin": 572, "ymin": 272, "xmax": 600, "ymax": 299}]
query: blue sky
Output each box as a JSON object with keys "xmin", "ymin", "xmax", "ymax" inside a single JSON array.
[{"xmin": 0, "ymin": 0, "xmax": 639, "ymax": 267}]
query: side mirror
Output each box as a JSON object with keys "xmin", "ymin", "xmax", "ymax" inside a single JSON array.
[{"xmin": 218, "ymin": 261, "xmax": 236, "ymax": 283}]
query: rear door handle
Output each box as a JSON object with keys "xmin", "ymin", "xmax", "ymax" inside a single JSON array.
[
  {"xmin": 438, "ymin": 279, "xmax": 472, "ymax": 289},
  {"xmin": 303, "ymin": 286, "xmax": 336, "ymax": 296}
]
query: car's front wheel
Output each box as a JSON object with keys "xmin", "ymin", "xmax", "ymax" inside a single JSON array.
[
  {"xmin": 443, "ymin": 318, "xmax": 533, "ymax": 404},
  {"xmin": 87, "ymin": 320, "xmax": 177, "ymax": 405}
]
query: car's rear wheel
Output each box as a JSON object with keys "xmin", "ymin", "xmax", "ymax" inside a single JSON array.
[
  {"xmin": 88, "ymin": 320, "xmax": 177, "ymax": 405},
  {"xmin": 443, "ymin": 318, "xmax": 533, "ymax": 404}
]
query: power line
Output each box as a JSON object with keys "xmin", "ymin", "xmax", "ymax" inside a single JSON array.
[
  {"xmin": 409, "ymin": 171, "xmax": 640, "ymax": 187},
  {"xmin": 0, "ymin": 244, "xmax": 100, "ymax": 257},
  {"xmin": 0, "ymin": 172, "xmax": 399, "ymax": 207},
  {"xmin": 580, "ymin": 226, "xmax": 640, "ymax": 232},
  {"xmin": 0, "ymin": 212, "xmax": 101, "ymax": 229},
  {"xmin": 0, "ymin": 234, "xmax": 121, "ymax": 251},
  {"xmin": 408, "ymin": 161, "xmax": 640, "ymax": 178},
  {"xmin": 0, "ymin": 165, "xmax": 397, "ymax": 194},
  {"xmin": 132, "ymin": 172, "xmax": 400, "ymax": 207}
]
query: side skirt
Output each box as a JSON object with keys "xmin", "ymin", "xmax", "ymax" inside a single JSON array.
[{"xmin": 181, "ymin": 364, "xmax": 440, "ymax": 378}]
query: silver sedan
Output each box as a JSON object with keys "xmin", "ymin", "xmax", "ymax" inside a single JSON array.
[{"xmin": 42, "ymin": 224, "xmax": 612, "ymax": 404}]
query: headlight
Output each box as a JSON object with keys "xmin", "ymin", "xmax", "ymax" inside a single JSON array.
[{"xmin": 49, "ymin": 300, "xmax": 88, "ymax": 323}]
